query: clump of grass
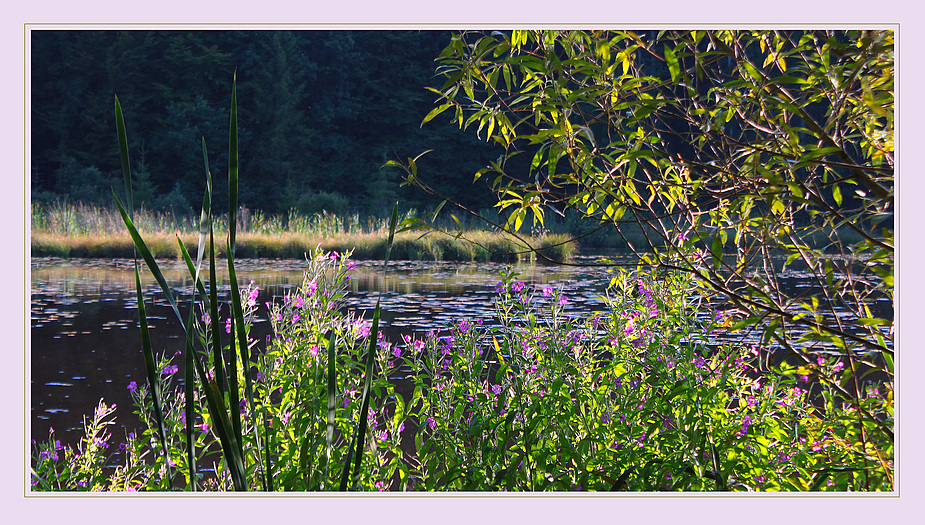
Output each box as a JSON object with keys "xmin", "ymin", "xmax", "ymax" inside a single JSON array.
[
  {"xmin": 31, "ymin": 232, "xmax": 72, "ymax": 257},
  {"xmin": 32, "ymin": 225, "xmax": 577, "ymax": 262}
]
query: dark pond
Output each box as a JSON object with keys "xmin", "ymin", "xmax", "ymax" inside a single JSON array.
[{"xmin": 29, "ymin": 254, "xmax": 892, "ymax": 462}]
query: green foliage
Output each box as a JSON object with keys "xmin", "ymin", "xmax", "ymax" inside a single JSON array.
[
  {"xmin": 33, "ymin": 256, "xmax": 892, "ymax": 491},
  {"xmin": 400, "ymin": 29, "xmax": 893, "ymax": 489}
]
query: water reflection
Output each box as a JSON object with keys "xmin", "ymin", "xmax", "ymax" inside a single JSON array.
[
  {"xmin": 29, "ymin": 255, "xmax": 627, "ymax": 452},
  {"xmin": 29, "ymin": 254, "xmax": 891, "ymax": 457}
]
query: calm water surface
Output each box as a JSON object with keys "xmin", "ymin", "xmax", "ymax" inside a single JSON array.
[
  {"xmin": 30, "ymin": 254, "xmax": 890, "ymax": 457},
  {"xmin": 29, "ymin": 255, "xmax": 630, "ymax": 452}
]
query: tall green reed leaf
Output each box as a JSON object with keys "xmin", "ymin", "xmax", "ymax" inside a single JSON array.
[
  {"xmin": 341, "ymin": 300, "xmax": 381, "ymax": 491},
  {"xmin": 112, "ymin": 197, "xmax": 184, "ymax": 325},
  {"xmin": 227, "ymin": 246, "xmax": 269, "ymax": 491},
  {"xmin": 115, "ymin": 95, "xmax": 170, "ymax": 488},
  {"xmin": 325, "ymin": 331, "xmax": 337, "ymax": 485},
  {"xmin": 132, "ymin": 268, "xmax": 172, "ymax": 489},
  {"xmin": 115, "ymin": 95, "xmax": 133, "ymax": 218},
  {"xmin": 228, "ymin": 73, "xmax": 239, "ymax": 255}
]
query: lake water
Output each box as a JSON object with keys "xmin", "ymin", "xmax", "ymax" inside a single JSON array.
[
  {"xmin": 29, "ymin": 255, "xmax": 633, "ymax": 450},
  {"xmin": 29, "ymin": 254, "xmax": 892, "ymax": 458}
]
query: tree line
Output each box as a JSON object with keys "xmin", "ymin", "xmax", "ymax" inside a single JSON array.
[{"xmin": 30, "ymin": 30, "xmax": 503, "ymax": 216}]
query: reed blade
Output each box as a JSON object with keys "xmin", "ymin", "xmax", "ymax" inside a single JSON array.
[
  {"xmin": 182, "ymin": 299, "xmax": 198, "ymax": 490},
  {"xmin": 191, "ymin": 354, "xmax": 248, "ymax": 491},
  {"xmin": 227, "ymin": 240, "xmax": 269, "ymax": 490},
  {"xmin": 113, "ymin": 194, "xmax": 185, "ymax": 327},
  {"xmin": 208, "ymin": 226, "xmax": 225, "ymax": 393},
  {"xmin": 324, "ymin": 331, "xmax": 337, "ymax": 482},
  {"xmin": 114, "ymin": 95, "xmax": 133, "ymax": 218},
  {"xmin": 348, "ymin": 299, "xmax": 381, "ymax": 490},
  {"xmin": 132, "ymin": 263, "xmax": 171, "ymax": 489},
  {"xmin": 228, "ymin": 74, "xmax": 239, "ymax": 255}
]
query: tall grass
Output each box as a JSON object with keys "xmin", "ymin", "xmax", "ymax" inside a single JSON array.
[
  {"xmin": 31, "ymin": 202, "xmax": 576, "ymax": 263},
  {"xmin": 31, "ymin": 201, "xmax": 407, "ymax": 238}
]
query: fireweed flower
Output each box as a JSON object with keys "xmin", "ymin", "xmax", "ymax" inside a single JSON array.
[
  {"xmin": 354, "ymin": 319, "xmax": 370, "ymax": 338},
  {"xmin": 225, "ymin": 318, "xmax": 232, "ymax": 334},
  {"xmin": 306, "ymin": 280, "xmax": 317, "ymax": 296},
  {"xmin": 512, "ymin": 281, "xmax": 525, "ymax": 293},
  {"xmin": 542, "ymin": 286, "xmax": 553, "ymax": 297},
  {"xmin": 246, "ymin": 286, "xmax": 259, "ymax": 308},
  {"xmin": 426, "ymin": 416, "xmax": 436, "ymax": 429}
]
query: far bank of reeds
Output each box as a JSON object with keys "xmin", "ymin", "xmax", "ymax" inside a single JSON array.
[{"xmin": 30, "ymin": 202, "xmax": 576, "ymax": 263}]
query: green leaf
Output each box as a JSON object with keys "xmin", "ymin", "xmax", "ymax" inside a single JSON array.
[
  {"xmin": 664, "ymin": 45, "xmax": 680, "ymax": 83},
  {"xmin": 228, "ymin": 74, "xmax": 239, "ymax": 255},
  {"xmin": 344, "ymin": 299, "xmax": 381, "ymax": 490},
  {"xmin": 421, "ymin": 103, "xmax": 452, "ymax": 126},
  {"xmin": 325, "ymin": 331, "xmax": 337, "ymax": 482},
  {"xmin": 132, "ymin": 264, "xmax": 172, "ymax": 489},
  {"xmin": 114, "ymin": 95, "xmax": 133, "ymax": 219},
  {"xmin": 711, "ymin": 235, "xmax": 724, "ymax": 269}
]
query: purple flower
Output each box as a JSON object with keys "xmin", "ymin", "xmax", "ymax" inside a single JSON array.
[
  {"xmin": 491, "ymin": 384, "xmax": 503, "ymax": 395},
  {"xmin": 200, "ymin": 422, "xmax": 209, "ymax": 434},
  {"xmin": 542, "ymin": 286, "xmax": 553, "ymax": 297},
  {"xmin": 426, "ymin": 416, "xmax": 436, "ymax": 429},
  {"xmin": 559, "ymin": 295, "xmax": 568, "ymax": 305},
  {"xmin": 378, "ymin": 430, "xmax": 389, "ymax": 441},
  {"xmin": 694, "ymin": 356, "xmax": 706, "ymax": 369},
  {"xmin": 736, "ymin": 415, "xmax": 754, "ymax": 437},
  {"xmin": 225, "ymin": 318, "xmax": 232, "ymax": 334},
  {"xmin": 246, "ymin": 287, "xmax": 259, "ymax": 308},
  {"xmin": 306, "ymin": 280, "xmax": 317, "ymax": 296},
  {"xmin": 511, "ymin": 281, "xmax": 525, "ymax": 293},
  {"xmin": 127, "ymin": 381, "xmax": 137, "ymax": 393},
  {"xmin": 355, "ymin": 319, "xmax": 370, "ymax": 338},
  {"xmin": 160, "ymin": 364, "xmax": 179, "ymax": 376}
]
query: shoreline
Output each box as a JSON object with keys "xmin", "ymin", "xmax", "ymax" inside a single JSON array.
[{"xmin": 30, "ymin": 229, "xmax": 578, "ymax": 263}]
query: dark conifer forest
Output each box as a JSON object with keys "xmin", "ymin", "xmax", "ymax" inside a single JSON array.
[{"xmin": 31, "ymin": 30, "xmax": 501, "ymax": 216}]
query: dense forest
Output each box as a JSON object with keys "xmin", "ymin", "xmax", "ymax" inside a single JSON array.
[{"xmin": 30, "ymin": 30, "xmax": 503, "ymax": 217}]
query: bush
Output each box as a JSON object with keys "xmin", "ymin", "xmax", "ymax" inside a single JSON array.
[{"xmin": 32, "ymin": 250, "xmax": 892, "ymax": 491}]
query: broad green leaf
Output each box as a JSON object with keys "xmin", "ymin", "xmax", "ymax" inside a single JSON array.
[{"xmin": 664, "ymin": 45, "xmax": 680, "ymax": 83}]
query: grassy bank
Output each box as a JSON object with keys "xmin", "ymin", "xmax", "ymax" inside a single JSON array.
[{"xmin": 31, "ymin": 202, "xmax": 576, "ymax": 263}]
